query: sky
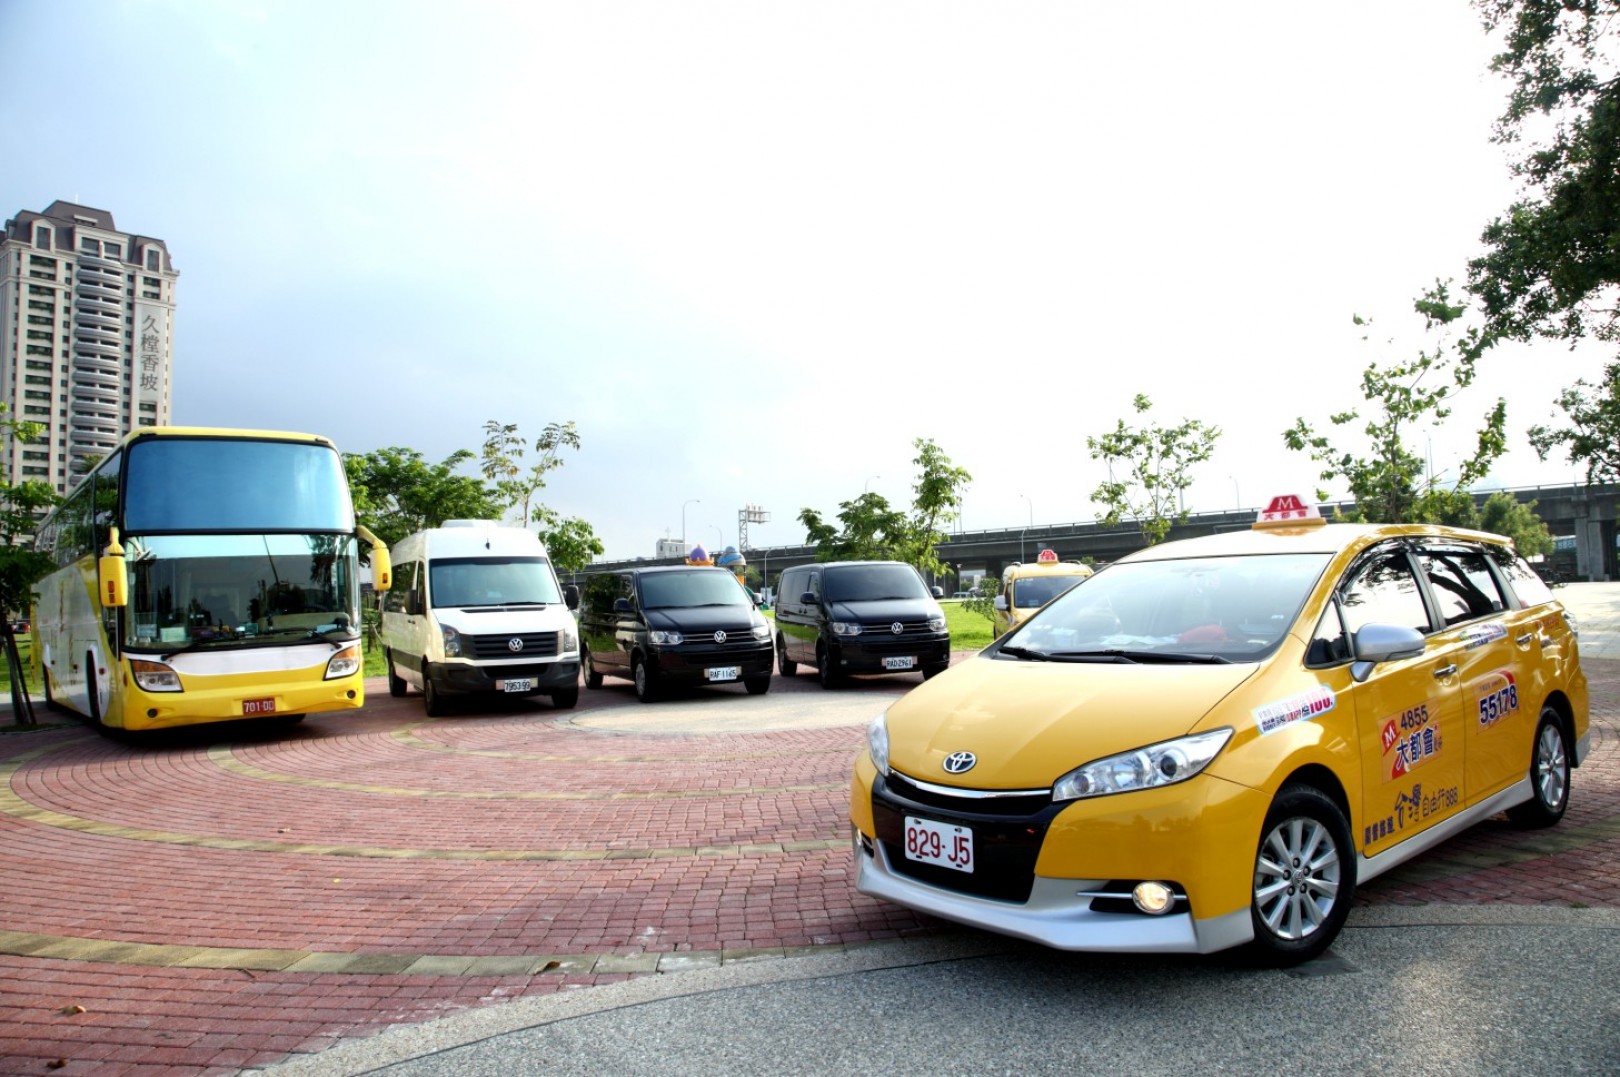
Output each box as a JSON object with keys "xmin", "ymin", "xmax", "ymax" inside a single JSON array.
[{"xmin": 2, "ymin": 0, "xmax": 1607, "ymax": 562}]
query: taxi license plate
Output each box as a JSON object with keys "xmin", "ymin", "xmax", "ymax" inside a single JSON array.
[
  {"xmin": 904, "ymin": 815, "xmax": 973, "ymax": 873},
  {"xmin": 502, "ymin": 678, "xmax": 534, "ymax": 693},
  {"xmin": 884, "ymin": 655, "xmax": 917, "ymax": 670},
  {"xmin": 242, "ymin": 697, "xmax": 276, "ymax": 715},
  {"xmin": 706, "ymin": 666, "xmax": 741, "ymax": 682}
]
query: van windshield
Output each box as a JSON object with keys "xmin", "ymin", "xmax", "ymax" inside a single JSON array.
[
  {"xmin": 640, "ymin": 570, "xmax": 751, "ymax": 610},
  {"xmin": 825, "ymin": 564, "xmax": 930, "ymax": 603},
  {"xmin": 429, "ymin": 557, "xmax": 563, "ymax": 608}
]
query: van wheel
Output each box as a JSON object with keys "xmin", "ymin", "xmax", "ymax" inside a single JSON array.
[
  {"xmin": 583, "ymin": 651, "xmax": 604, "ymax": 689},
  {"xmin": 1247, "ymin": 785, "xmax": 1355, "ymax": 966},
  {"xmin": 423, "ymin": 676, "xmax": 450, "ymax": 717},
  {"xmin": 551, "ymin": 687, "xmax": 579, "ymax": 710},
  {"xmin": 633, "ymin": 657, "xmax": 660, "ymax": 703},
  {"xmin": 816, "ymin": 644, "xmax": 842, "ymax": 689},
  {"xmin": 386, "ymin": 650, "xmax": 407, "ymax": 697},
  {"xmin": 744, "ymin": 673, "xmax": 771, "ymax": 695},
  {"xmin": 1506, "ymin": 708, "xmax": 1570, "ymax": 828},
  {"xmin": 777, "ymin": 637, "xmax": 797, "ymax": 677}
]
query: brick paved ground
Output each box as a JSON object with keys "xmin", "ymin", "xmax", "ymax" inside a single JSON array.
[{"xmin": 0, "ymin": 659, "xmax": 1615, "ymax": 1076}]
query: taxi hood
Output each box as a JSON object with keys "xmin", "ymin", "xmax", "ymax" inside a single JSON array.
[{"xmin": 884, "ymin": 655, "xmax": 1258, "ymax": 791}]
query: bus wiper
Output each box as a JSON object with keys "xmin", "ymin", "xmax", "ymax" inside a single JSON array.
[{"xmin": 997, "ymin": 645, "xmax": 1050, "ymax": 662}]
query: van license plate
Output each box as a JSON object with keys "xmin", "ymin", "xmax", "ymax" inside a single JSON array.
[
  {"xmin": 502, "ymin": 678, "xmax": 534, "ymax": 693},
  {"xmin": 884, "ymin": 656, "xmax": 917, "ymax": 670},
  {"xmin": 706, "ymin": 666, "xmax": 740, "ymax": 682},
  {"xmin": 242, "ymin": 697, "xmax": 276, "ymax": 715},
  {"xmin": 904, "ymin": 816, "xmax": 973, "ymax": 873}
]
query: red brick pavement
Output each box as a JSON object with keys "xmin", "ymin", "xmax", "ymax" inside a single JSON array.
[{"xmin": 0, "ymin": 660, "xmax": 1615, "ymax": 1075}]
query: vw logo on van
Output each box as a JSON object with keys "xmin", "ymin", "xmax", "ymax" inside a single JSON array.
[
  {"xmin": 713, "ymin": 630, "xmax": 727, "ymax": 643},
  {"xmin": 943, "ymin": 752, "xmax": 977, "ymax": 774},
  {"xmin": 891, "ymin": 622, "xmax": 904, "ymax": 635},
  {"xmin": 508, "ymin": 637, "xmax": 524, "ymax": 652}
]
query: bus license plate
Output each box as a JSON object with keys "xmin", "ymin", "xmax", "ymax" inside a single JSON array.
[
  {"xmin": 706, "ymin": 666, "xmax": 740, "ymax": 682},
  {"xmin": 884, "ymin": 655, "xmax": 917, "ymax": 670},
  {"xmin": 904, "ymin": 816, "xmax": 973, "ymax": 873},
  {"xmin": 502, "ymin": 678, "xmax": 534, "ymax": 693},
  {"xmin": 242, "ymin": 697, "xmax": 276, "ymax": 715}
]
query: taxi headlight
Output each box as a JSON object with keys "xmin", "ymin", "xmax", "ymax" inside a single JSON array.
[
  {"xmin": 866, "ymin": 712, "xmax": 891, "ymax": 776},
  {"xmin": 131, "ymin": 659, "xmax": 182, "ymax": 692},
  {"xmin": 442, "ymin": 625, "xmax": 463, "ymax": 658},
  {"xmin": 832, "ymin": 621, "xmax": 862, "ymax": 637},
  {"xmin": 650, "ymin": 629, "xmax": 683, "ymax": 645},
  {"xmin": 1051, "ymin": 728, "xmax": 1232, "ymax": 802},
  {"xmin": 325, "ymin": 645, "xmax": 362, "ymax": 680}
]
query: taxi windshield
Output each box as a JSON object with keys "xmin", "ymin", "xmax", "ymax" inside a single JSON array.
[
  {"xmin": 1000, "ymin": 553, "xmax": 1330, "ymax": 661},
  {"xmin": 1012, "ymin": 574, "xmax": 1086, "ymax": 608}
]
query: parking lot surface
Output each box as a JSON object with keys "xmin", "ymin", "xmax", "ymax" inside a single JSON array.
[{"xmin": 0, "ymin": 584, "xmax": 1616, "ymax": 1075}]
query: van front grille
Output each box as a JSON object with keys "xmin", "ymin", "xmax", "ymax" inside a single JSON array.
[{"xmin": 468, "ymin": 632, "xmax": 560, "ymax": 659}]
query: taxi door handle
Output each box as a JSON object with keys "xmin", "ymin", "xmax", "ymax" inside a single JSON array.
[
  {"xmin": 1433, "ymin": 664, "xmax": 1458, "ymax": 679},
  {"xmin": 1516, "ymin": 633, "xmax": 1535, "ymax": 646}
]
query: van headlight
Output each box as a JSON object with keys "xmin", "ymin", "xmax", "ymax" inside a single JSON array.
[
  {"xmin": 442, "ymin": 626, "xmax": 463, "ymax": 658},
  {"xmin": 751, "ymin": 623, "xmax": 771, "ymax": 641},
  {"xmin": 927, "ymin": 616, "xmax": 946, "ymax": 633},
  {"xmin": 650, "ymin": 629, "xmax": 683, "ymax": 645},
  {"xmin": 832, "ymin": 621, "xmax": 863, "ymax": 637},
  {"xmin": 1051, "ymin": 728, "xmax": 1232, "ymax": 801},
  {"xmin": 866, "ymin": 712, "xmax": 891, "ymax": 775},
  {"xmin": 325, "ymin": 645, "xmax": 362, "ymax": 680},
  {"xmin": 562, "ymin": 624, "xmax": 578, "ymax": 653}
]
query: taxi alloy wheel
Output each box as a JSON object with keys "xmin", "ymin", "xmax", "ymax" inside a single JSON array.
[
  {"xmin": 1507, "ymin": 707, "xmax": 1570, "ymax": 828},
  {"xmin": 1249, "ymin": 784, "xmax": 1355, "ymax": 965}
]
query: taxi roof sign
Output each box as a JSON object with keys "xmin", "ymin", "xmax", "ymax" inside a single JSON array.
[
  {"xmin": 1255, "ymin": 494, "xmax": 1325, "ymax": 529},
  {"xmin": 1037, "ymin": 548, "xmax": 1059, "ymax": 563}
]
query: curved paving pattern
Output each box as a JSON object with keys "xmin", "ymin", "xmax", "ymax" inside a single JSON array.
[{"xmin": 0, "ymin": 659, "xmax": 1616, "ymax": 1075}]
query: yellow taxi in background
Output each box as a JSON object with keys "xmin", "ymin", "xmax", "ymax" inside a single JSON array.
[
  {"xmin": 850, "ymin": 496, "xmax": 1589, "ymax": 964},
  {"xmin": 993, "ymin": 549, "xmax": 1094, "ymax": 638}
]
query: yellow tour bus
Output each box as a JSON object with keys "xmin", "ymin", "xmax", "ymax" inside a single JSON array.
[{"xmin": 31, "ymin": 427, "xmax": 390, "ymax": 733}]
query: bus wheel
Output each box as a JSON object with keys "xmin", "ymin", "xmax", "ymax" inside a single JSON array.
[
  {"xmin": 42, "ymin": 670, "xmax": 64, "ymax": 713},
  {"xmin": 386, "ymin": 650, "xmax": 407, "ymax": 697},
  {"xmin": 86, "ymin": 652, "xmax": 108, "ymax": 730}
]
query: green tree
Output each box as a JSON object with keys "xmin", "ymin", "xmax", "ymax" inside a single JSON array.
[
  {"xmin": 0, "ymin": 410, "xmax": 59, "ymax": 726},
  {"xmin": 797, "ymin": 437, "xmax": 972, "ymax": 577},
  {"xmin": 478, "ymin": 419, "xmax": 603, "ymax": 572},
  {"xmin": 1527, "ymin": 358, "xmax": 1620, "ymax": 483},
  {"xmin": 1088, "ymin": 394, "xmax": 1219, "ymax": 544},
  {"xmin": 343, "ymin": 447, "xmax": 501, "ymax": 547},
  {"xmin": 1478, "ymin": 491, "xmax": 1556, "ymax": 557},
  {"xmin": 1283, "ymin": 285, "xmax": 1507, "ymax": 524},
  {"xmin": 961, "ymin": 575, "xmax": 999, "ymax": 625}
]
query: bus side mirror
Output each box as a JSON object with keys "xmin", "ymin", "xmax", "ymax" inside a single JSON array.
[
  {"xmin": 99, "ymin": 527, "xmax": 127, "ymax": 608},
  {"xmin": 371, "ymin": 546, "xmax": 392, "ymax": 592}
]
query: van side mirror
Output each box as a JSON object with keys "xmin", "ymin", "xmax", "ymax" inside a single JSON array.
[
  {"xmin": 801, "ymin": 591, "xmax": 816, "ymax": 605},
  {"xmin": 406, "ymin": 589, "xmax": 425, "ymax": 617},
  {"xmin": 564, "ymin": 585, "xmax": 580, "ymax": 610},
  {"xmin": 614, "ymin": 597, "xmax": 632, "ymax": 613},
  {"xmin": 1349, "ymin": 623, "xmax": 1426, "ymax": 683}
]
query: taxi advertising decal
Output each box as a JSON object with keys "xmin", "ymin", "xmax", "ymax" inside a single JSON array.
[
  {"xmin": 1461, "ymin": 622, "xmax": 1508, "ymax": 650},
  {"xmin": 1473, "ymin": 669, "xmax": 1519, "ymax": 729},
  {"xmin": 1363, "ymin": 782, "xmax": 1461, "ymax": 845},
  {"xmin": 1379, "ymin": 698, "xmax": 1443, "ymax": 780},
  {"xmin": 1254, "ymin": 684, "xmax": 1336, "ymax": 736}
]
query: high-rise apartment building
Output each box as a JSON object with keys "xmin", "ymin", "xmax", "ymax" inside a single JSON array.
[{"xmin": 0, "ymin": 200, "xmax": 176, "ymax": 493}]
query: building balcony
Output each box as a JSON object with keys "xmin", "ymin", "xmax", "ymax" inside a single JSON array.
[
  {"xmin": 74, "ymin": 311, "xmax": 121, "ymax": 330},
  {"xmin": 74, "ymin": 278, "xmax": 121, "ymax": 297},
  {"xmin": 73, "ymin": 339, "xmax": 122, "ymax": 359}
]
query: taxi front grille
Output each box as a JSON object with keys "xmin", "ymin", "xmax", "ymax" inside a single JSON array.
[{"xmin": 883, "ymin": 771, "xmax": 1053, "ymax": 818}]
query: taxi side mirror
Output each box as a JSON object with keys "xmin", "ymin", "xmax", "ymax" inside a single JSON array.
[
  {"xmin": 994, "ymin": 595, "xmax": 1007, "ymax": 611},
  {"xmin": 1349, "ymin": 623, "xmax": 1426, "ymax": 683}
]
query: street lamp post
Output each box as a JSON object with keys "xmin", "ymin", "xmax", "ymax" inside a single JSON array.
[
  {"xmin": 1019, "ymin": 493, "xmax": 1033, "ymax": 562},
  {"xmin": 682, "ymin": 499, "xmax": 700, "ymax": 549}
]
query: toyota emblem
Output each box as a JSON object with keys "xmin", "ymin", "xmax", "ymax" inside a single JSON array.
[
  {"xmin": 891, "ymin": 622, "xmax": 904, "ymax": 635},
  {"xmin": 943, "ymin": 751, "xmax": 977, "ymax": 774},
  {"xmin": 507, "ymin": 637, "xmax": 524, "ymax": 652},
  {"xmin": 713, "ymin": 630, "xmax": 727, "ymax": 643}
]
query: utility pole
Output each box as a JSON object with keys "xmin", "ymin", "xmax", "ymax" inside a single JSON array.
[{"xmin": 738, "ymin": 503, "xmax": 770, "ymax": 551}]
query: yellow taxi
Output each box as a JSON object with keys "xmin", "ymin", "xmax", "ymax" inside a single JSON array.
[
  {"xmin": 993, "ymin": 549, "xmax": 1094, "ymax": 637},
  {"xmin": 850, "ymin": 496, "xmax": 1589, "ymax": 963}
]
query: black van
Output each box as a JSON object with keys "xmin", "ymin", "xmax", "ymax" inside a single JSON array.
[
  {"xmin": 773, "ymin": 561, "xmax": 951, "ymax": 688},
  {"xmin": 578, "ymin": 565, "xmax": 773, "ymax": 702}
]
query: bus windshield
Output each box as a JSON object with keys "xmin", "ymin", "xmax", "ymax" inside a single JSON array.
[
  {"xmin": 124, "ymin": 533, "xmax": 360, "ymax": 650},
  {"xmin": 123, "ymin": 437, "xmax": 353, "ymax": 532}
]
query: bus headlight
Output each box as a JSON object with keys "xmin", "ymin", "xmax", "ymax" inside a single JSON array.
[
  {"xmin": 130, "ymin": 660, "xmax": 182, "ymax": 692},
  {"xmin": 325, "ymin": 645, "xmax": 362, "ymax": 680}
]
